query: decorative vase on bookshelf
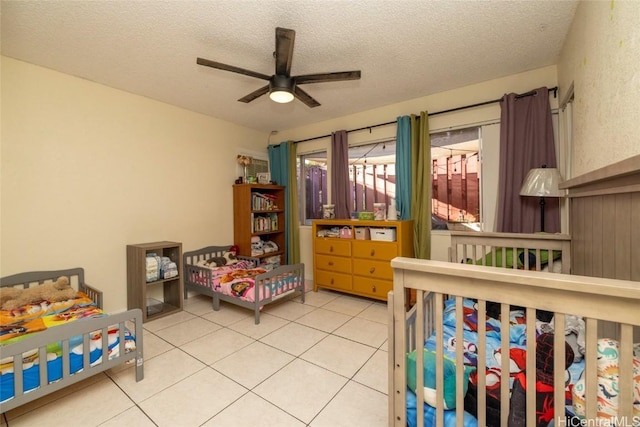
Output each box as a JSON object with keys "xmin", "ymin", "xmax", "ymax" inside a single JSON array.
[{"xmin": 237, "ymin": 155, "xmax": 252, "ymax": 183}]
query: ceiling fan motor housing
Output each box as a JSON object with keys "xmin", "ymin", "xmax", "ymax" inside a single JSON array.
[{"xmin": 270, "ymin": 74, "xmax": 294, "ymax": 93}]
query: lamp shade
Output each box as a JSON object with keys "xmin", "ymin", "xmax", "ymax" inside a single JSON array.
[{"xmin": 519, "ymin": 167, "xmax": 563, "ymax": 197}]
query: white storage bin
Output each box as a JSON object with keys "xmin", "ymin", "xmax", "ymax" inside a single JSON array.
[{"xmin": 370, "ymin": 228, "xmax": 396, "ymax": 242}]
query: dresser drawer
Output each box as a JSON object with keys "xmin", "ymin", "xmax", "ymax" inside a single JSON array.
[
  {"xmin": 352, "ymin": 241, "xmax": 397, "ymax": 261},
  {"xmin": 315, "ymin": 270, "xmax": 352, "ymax": 291},
  {"xmin": 352, "ymin": 276, "xmax": 392, "ymax": 300},
  {"xmin": 315, "ymin": 238, "xmax": 351, "ymax": 257},
  {"xmin": 353, "ymin": 258, "xmax": 393, "ymax": 280},
  {"xmin": 315, "ymin": 254, "xmax": 352, "ymax": 274}
]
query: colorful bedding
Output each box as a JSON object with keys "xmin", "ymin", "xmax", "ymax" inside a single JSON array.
[
  {"xmin": 1, "ymin": 292, "xmax": 101, "ymax": 344},
  {"xmin": 408, "ymin": 298, "xmax": 585, "ymax": 426},
  {"xmin": 571, "ymin": 339, "xmax": 640, "ymax": 423},
  {"xmin": 0, "ymin": 294, "xmax": 137, "ymax": 404},
  {"xmin": 191, "ymin": 260, "xmax": 299, "ymax": 302}
]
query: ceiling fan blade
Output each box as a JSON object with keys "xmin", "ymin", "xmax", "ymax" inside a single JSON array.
[
  {"xmin": 275, "ymin": 27, "xmax": 295, "ymax": 76},
  {"xmin": 238, "ymin": 85, "xmax": 270, "ymax": 103},
  {"xmin": 196, "ymin": 58, "xmax": 271, "ymax": 81},
  {"xmin": 294, "ymin": 71, "xmax": 361, "ymax": 85},
  {"xmin": 294, "ymin": 86, "xmax": 320, "ymax": 108}
]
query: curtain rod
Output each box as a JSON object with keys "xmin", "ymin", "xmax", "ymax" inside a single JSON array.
[{"xmin": 293, "ymin": 86, "xmax": 558, "ymax": 144}]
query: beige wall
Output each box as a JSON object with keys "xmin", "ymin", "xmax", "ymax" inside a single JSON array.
[
  {"xmin": 1, "ymin": 57, "xmax": 268, "ymax": 311},
  {"xmin": 278, "ymin": 66, "xmax": 560, "ymax": 268},
  {"xmin": 558, "ymin": 0, "xmax": 640, "ymax": 177}
]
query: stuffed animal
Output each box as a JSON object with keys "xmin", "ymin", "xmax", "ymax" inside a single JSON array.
[
  {"xmin": 0, "ymin": 276, "xmax": 78, "ymax": 311},
  {"xmin": 222, "ymin": 251, "xmax": 238, "ymax": 264},
  {"xmin": 205, "ymin": 251, "xmax": 238, "ymax": 268},
  {"xmin": 251, "ymin": 236, "xmax": 263, "ymax": 251},
  {"xmin": 205, "ymin": 256, "xmax": 227, "ymax": 267}
]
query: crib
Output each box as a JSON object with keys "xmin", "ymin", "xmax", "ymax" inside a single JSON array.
[
  {"xmin": 388, "ymin": 258, "xmax": 640, "ymax": 427},
  {"xmin": 183, "ymin": 245, "xmax": 305, "ymax": 324},
  {"xmin": 388, "ymin": 232, "xmax": 640, "ymax": 426},
  {"xmin": 0, "ymin": 268, "xmax": 144, "ymax": 413}
]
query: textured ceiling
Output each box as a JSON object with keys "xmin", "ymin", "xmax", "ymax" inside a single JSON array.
[{"xmin": 1, "ymin": 0, "xmax": 579, "ymax": 134}]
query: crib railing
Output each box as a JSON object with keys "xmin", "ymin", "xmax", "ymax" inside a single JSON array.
[
  {"xmin": 389, "ymin": 258, "xmax": 640, "ymax": 427},
  {"xmin": 449, "ymin": 231, "xmax": 571, "ymax": 273}
]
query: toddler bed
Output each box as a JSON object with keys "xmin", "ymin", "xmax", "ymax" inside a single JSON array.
[
  {"xmin": 0, "ymin": 268, "xmax": 144, "ymax": 413},
  {"xmin": 183, "ymin": 245, "xmax": 305, "ymax": 324},
  {"xmin": 389, "ymin": 259, "xmax": 640, "ymax": 427}
]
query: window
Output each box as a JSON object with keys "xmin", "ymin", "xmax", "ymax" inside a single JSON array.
[
  {"xmin": 297, "ymin": 126, "xmax": 483, "ymax": 230},
  {"xmin": 348, "ymin": 141, "xmax": 396, "ymax": 213},
  {"xmin": 298, "ymin": 151, "xmax": 328, "ymax": 225},
  {"xmin": 430, "ymin": 127, "xmax": 481, "ymax": 229}
]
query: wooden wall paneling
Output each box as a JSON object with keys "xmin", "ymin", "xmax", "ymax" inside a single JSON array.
[
  {"xmin": 632, "ymin": 192, "xmax": 640, "ymax": 282},
  {"xmin": 614, "ymin": 194, "xmax": 632, "ymax": 280},
  {"xmin": 583, "ymin": 196, "xmax": 593, "ymax": 277},
  {"xmin": 601, "ymin": 195, "xmax": 617, "ymax": 279},
  {"xmin": 561, "ymin": 154, "xmax": 640, "ymax": 341},
  {"xmin": 571, "ymin": 197, "xmax": 585, "ymax": 275},
  {"xmin": 590, "ymin": 196, "xmax": 604, "ymax": 278}
]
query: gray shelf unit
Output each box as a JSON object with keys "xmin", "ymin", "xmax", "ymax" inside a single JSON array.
[{"xmin": 127, "ymin": 241, "xmax": 183, "ymax": 322}]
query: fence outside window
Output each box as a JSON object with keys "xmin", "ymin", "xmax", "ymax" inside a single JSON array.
[{"xmin": 297, "ymin": 127, "xmax": 481, "ymax": 229}]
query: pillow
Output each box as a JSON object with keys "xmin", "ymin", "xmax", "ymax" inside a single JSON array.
[
  {"xmin": 406, "ymin": 349, "xmax": 475, "ymax": 409},
  {"xmin": 464, "ymin": 248, "xmax": 518, "ymax": 268}
]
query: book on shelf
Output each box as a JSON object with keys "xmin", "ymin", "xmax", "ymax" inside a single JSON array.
[
  {"xmin": 252, "ymin": 193, "xmax": 277, "ymax": 211},
  {"xmin": 251, "ymin": 213, "xmax": 277, "ymax": 233}
]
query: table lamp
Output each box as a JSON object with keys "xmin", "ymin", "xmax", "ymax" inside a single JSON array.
[{"xmin": 519, "ymin": 165, "xmax": 562, "ymax": 232}]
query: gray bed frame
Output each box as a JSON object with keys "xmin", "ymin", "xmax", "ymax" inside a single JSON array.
[
  {"xmin": 183, "ymin": 245, "xmax": 305, "ymax": 324},
  {"xmin": 0, "ymin": 268, "xmax": 144, "ymax": 413}
]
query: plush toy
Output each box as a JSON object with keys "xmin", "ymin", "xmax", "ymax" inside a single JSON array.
[
  {"xmin": 222, "ymin": 250, "xmax": 238, "ymax": 264},
  {"xmin": 205, "ymin": 251, "xmax": 238, "ymax": 268},
  {"xmin": 0, "ymin": 276, "xmax": 78, "ymax": 311},
  {"xmin": 251, "ymin": 236, "xmax": 263, "ymax": 251},
  {"xmin": 205, "ymin": 256, "xmax": 227, "ymax": 267}
]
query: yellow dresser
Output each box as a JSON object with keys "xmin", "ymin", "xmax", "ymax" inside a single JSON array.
[{"xmin": 312, "ymin": 219, "xmax": 414, "ymax": 301}]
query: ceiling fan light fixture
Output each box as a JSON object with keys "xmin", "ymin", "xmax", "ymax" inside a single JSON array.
[
  {"xmin": 269, "ymin": 75, "xmax": 295, "ymax": 103},
  {"xmin": 269, "ymin": 89, "xmax": 294, "ymax": 103}
]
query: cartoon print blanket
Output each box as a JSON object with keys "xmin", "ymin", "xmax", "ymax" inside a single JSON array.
[
  {"xmin": 192, "ymin": 261, "xmax": 297, "ymax": 303},
  {"xmin": 0, "ymin": 295, "xmax": 136, "ymax": 404},
  {"xmin": 1, "ymin": 292, "xmax": 103, "ymax": 344},
  {"xmin": 413, "ymin": 298, "xmax": 584, "ymax": 426}
]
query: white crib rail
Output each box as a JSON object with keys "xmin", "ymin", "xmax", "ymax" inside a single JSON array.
[{"xmin": 389, "ymin": 258, "xmax": 640, "ymax": 427}]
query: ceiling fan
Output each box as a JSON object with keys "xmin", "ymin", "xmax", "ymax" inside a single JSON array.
[{"xmin": 196, "ymin": 27, "xmax": 361, "ymax": 108}]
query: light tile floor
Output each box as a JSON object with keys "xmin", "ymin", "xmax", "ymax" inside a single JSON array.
[{"xmin": 2, "ymin": 286, "xmax": 389, "ymax": 427}]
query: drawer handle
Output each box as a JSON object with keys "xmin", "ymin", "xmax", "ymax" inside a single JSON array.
[
  {"xmin": 328, "ymin": 261, "xmax": 334, "ymax": 266},
  {"xmin": 369, "ymin": 267, "xmax": 376, "ymax": 274},
  {"xmin": 372, "ymin": 285, "xmax": 376, "ymax": 292},
  {"xmin": 370, "ymin": 249, "xmax": 375, "ymax": 256},
  {"xmin": 330, "ymin": 246, "xmax": 334, "ymax": 253},
  {"xmin": 330, "ymin": 278, "xmax": 334, "ymax": 284}
]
